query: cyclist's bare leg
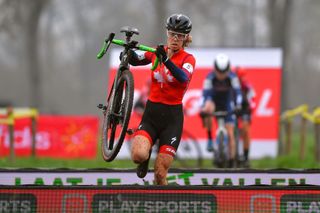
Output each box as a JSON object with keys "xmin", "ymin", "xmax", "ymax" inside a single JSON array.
[
  {"xmin": 241, "ymin": 120, "xmax": 251, "ymax": 162},
  {"xmin": 154, "ymin": 153, "xmax": 174, "ymax": 185},
  {"xmin": 131, "ymin": 135, "xmax": 152, "ymax": 178},
  {"xmin": 241, "ymin": 121, "xmax": 250, "ymax": 150},
  {"xmin": 131, "ymin": 135, "xmax": 152, "ymax": 163},
  {"xmin": 201, "ymin": 100, "xmax": 215, "ymax": 151},
  {"xmin": 226, "ymin": 123, "xmax": 236, "ymax": 166}
]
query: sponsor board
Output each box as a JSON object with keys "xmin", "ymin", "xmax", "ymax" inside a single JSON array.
[
  {"xmin": 281, "ymin": 194, "xmax": 320, "ymax": 212},
  {"xmin": 110, "ymin": 48, "xmax": 282, "ymax": 159},
  {"xmin": 1, "ymin": 170, "xmax": 319, "ymax": 186},
  {"xmin": 0, "ymin": 193, "xmax": 36, "ymax": 213},
  {"xmin": 0, "ymin": 187, "xmax": 319, "ymax": 212},
  {"xmin": 0, "ymin": 115, "xmax": 98, "ymax": 158},
  {"xmin": 92, "ymin": 193, "xmax": 216, "ymax": 212}
]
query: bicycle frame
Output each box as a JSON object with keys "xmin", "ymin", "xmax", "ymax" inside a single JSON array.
[
  {"xmin": 216, "ymin": 111, "xmax": 244, "ymax": 168},
  {"xmin": 214, "ymin": 112, "xmax": 229, "ymax": 167},
  {"xmin": 97, "ymin": 27, "xmax": 160, "ymax": 161},
  {"xmin": 201, "ymin": 111, "xmax": 232, "ymax": 167},
  {"xmin": 215, "ymin": 115, "xmax": 228, "ymax": 141},
  {"xmin": 97, "ymin": 30, "xmax": 159, "ymax": 111}
]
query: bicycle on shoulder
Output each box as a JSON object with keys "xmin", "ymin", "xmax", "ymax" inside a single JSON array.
[{"xmin": 96, "ymin": 26, "xmax": 159, "ymax": 162}]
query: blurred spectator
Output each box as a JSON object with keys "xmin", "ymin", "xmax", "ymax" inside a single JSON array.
[{"xmin": 235, "ymin": 67, "xmax": 256, "ymax": 168}]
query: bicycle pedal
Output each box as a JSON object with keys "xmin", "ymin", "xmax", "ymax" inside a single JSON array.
[{"xmin": 97, "ymin": 104, "xmax": 107, "ymax": 111}]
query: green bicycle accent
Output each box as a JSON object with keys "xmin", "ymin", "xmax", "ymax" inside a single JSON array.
[
  {"xmin": 96, "ymin": 41, "xmax": 108, "ymax": 59},
  {"xmin": 111, "ymin": 39, "xmax": 125, "ymax": 46},
  {"xmin": 97, "ymin": 39, "xmax": 159, "ymax": 71}
]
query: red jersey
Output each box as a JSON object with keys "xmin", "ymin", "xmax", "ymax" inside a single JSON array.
[
  {"xmin": 144, "ymin": 47, "xmax": 196, "ymax": 105},
  {"xmin": 240, "ymin": 79, "xmax": 256, "ymax": 111}
]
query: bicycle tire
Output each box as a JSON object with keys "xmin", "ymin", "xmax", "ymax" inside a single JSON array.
[
  {"xmin": 234, "ymin": 119, "xmax": 243, "ymax": 168},
  {"xmin": 176, "ymin": 131, "xmax": 203, "ymax": 168},
  {"xmin": 216, "ymin": 131, "xmax": 226, "ymax": 168},
  {"xmin": 101, "ymin": 70, "xmax": 134, "ymax": 162}
]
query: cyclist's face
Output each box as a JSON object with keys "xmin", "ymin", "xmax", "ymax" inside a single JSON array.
[
  {"xmin": 216, "ymin": 71, "xmax": 229, "ymax": 80},
  {"xmin": 167, "ymin": 30, "xmax": 187, "ymax": 51}
]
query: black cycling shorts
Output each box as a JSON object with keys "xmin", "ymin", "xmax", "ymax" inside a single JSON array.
[
  {"xmin": 135, "ymin": 100, "xmax": 183, "ymax": 156},
  {"xmin": 239, "ymin": 108, "xmax": 252, "ymax": 123}
]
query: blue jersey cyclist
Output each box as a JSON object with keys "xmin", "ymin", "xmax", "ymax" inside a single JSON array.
[{"xmin": 201, "ymin": 53, "xmax": 242, "ymax": 168}]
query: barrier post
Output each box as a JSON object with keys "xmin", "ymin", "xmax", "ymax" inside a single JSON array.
[
  {"xmin": 281, "ymin": 105, "xmax": 309, "ymax": 156},
  {"xmin": 315, "ymin": 123, "xmax": 320, "ymax": 162},
  {"xmin": 7, "ymin": 107, "xmax": 15, "ymax": 162},
  {"xmin": 31, "ymin": 115, "xmax": 37, "ymax": 157},
  {"xmin": 29, "ymin": 108, "xmax": 38, "ymax": 157},
  {"xmin": 278, "ymin": 120, "xmax": 284, "ymax": 156},
  {"xmin": 285, "ymin": 119, "xmax": 292, "ymax": 155},
  {"xmin": 314, "ymin": 108, "xmax": 320, "ymax": 162},
  {"xmin": 299, "ymin": 116, "xmax": 307, "ymax": 160}
]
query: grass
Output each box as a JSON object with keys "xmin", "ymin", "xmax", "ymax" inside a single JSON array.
[{"xmin": 0, "ymin": 128, "xmax": 319, "ymax": 169}]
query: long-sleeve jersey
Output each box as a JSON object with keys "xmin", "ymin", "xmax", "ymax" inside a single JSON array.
[
  {"xmin": 239, "ymin": 79, "xmax": 256, "ymax": 111},
  {"xmin": 129, "ymin": 46, "xmax": 196, "ymax": 105},
  {"xmin": 202, "ymin": 71, "xmax": 243, "ymax": 108}
]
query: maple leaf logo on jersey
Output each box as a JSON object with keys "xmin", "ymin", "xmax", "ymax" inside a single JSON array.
[
  {"xmin": 153, "ymin": 68, "xmax": 174, "ymax": 83},
  {"xmin": 154, "ymin": 71, "xmax": 165, "ymax": 83}
]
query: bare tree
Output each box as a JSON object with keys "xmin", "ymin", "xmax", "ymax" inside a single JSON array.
[
  {"xmin": 0, "ymin": 0, "xmax": 50, "ymax": 108},
  {"xmin": 24, "ymin": 0, "xmax": 50, "ymax": 108},
  {"xmin": 266, "ymin": 0, "xmax": 292, "ymax": 110}
]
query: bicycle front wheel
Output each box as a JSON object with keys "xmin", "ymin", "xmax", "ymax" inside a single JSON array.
[
  {"xmin": 102, "ymin": 70, "xmax": 134, "ymax": 162},
  {"xmin": 216, "ymin": 131, "xmax": 226, "ymax": 168}
]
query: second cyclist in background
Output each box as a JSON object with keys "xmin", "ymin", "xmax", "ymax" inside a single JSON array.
[
  {"xmin": 200, "ymin": 53, "xmax": 242, "ymax": 168},
  {"xmin": 235, "ymin": 67, "xmax": 256, "ymax": 168}
]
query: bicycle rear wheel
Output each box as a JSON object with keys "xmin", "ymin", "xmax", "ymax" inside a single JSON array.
[
  {"xmin": 102, "ymin": 70, "xmax": 134, "ymax": 162},
  {"xmin": 234, "ymin": 119, "xmax": 242, "ymax": 168}
]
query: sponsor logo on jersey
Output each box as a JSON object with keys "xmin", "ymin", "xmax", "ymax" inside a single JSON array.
[
  {"xmin": 170, "ymin": 137, "xmax": 177, "ymax": 144},
  {"xmin": 183, "ymin": 63, "xmax": 194, "ymax": 73}
]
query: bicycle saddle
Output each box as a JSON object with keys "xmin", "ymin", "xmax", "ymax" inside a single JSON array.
[{"xmin": 120, "ymin": 26, "xmax": 140, "ymax": 37}]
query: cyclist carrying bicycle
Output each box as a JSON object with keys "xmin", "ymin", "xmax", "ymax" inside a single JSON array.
[
  {"xmin": 128, "ymin": 14, "xmax": 196, "ymax": 185},
  {"xmin": 234, "ymin": 67, "xmax": 256, "ymax": 167},
  {"xmin": 200, "ymin": 53, "xmax": 242, "ymax": 168}
]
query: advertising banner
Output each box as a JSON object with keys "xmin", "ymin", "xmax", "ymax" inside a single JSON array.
[
  {"xmin": 109, "ymin": 48, "xmax": 282, "ymax": 159},
  {"xmin": 0, "ymin": 186, "xmax": 319, "ymax": 212},
  {"xmin": 1, "ymin": 169, "xmax": 319, "ymax": 186},
  {"xmin": 0, "ymin": 115, "xmax": 99, "ymax": 159}
]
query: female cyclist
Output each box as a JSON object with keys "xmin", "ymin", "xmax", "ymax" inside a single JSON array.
[{"xmin": 128, "ymin": 13, "xmax": 196, "ymax": 185}]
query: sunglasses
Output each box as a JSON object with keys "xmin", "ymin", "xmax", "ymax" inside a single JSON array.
[{"xmin": 167, "ymin": 31, "xmax": 188, "ymax": 40}]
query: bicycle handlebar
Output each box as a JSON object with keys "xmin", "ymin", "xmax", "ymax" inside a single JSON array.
[
  {"xmin": 200, "ymin": 111, "xmax": 229, "ymax": 118},
  {"xmin": 97, "ymin": 33, "xmax": 159, "ymax": 71},
  {"xmin": 200, "ymin": 110, "xmax": 241, "ymax": 118},
  {"xmin": 97, "ymin": 33, "xmax": 115, "ymax": 59}
]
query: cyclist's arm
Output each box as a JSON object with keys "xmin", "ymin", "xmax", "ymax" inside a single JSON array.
[
  {"xmin": 247, "ymin": 85, "xmax": 257, "ymax": 111},
  {"xmin": 128, "ymin": 50, "xmax": 151, "ymax": 66},
  {"xmin": 230, "ymin": 73, "xmax": 243, "ymax": 106},
  {"xmin": 202, "ymin": 73, "xmax": 215, "ymax": 102},
  {"xmin": 163, "ymin": 56, "xmax": 194, "ymax": 83}
]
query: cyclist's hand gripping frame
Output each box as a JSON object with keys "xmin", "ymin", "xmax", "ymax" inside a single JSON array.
[{"xmin": 97, "ymin": 33, "xmax": 159, "ymax": 71}]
